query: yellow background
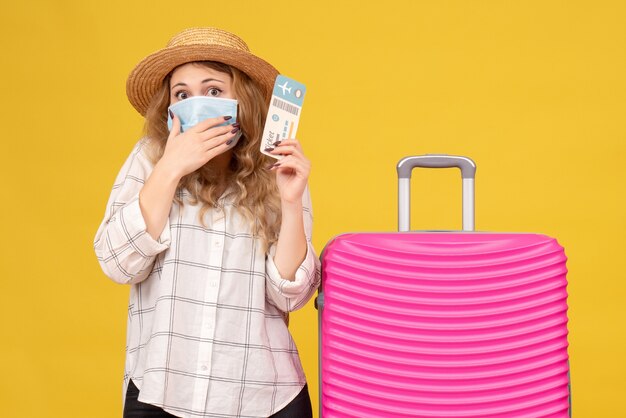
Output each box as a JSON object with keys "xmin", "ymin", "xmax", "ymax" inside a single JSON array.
[{"xmin": 1, "ymin": 0, "xmax": 624, "ymax": 417}]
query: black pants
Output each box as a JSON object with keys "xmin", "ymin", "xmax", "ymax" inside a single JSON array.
[{"xmin": 123, "ymin": 379, "xmax": 313, "ymax": 418}]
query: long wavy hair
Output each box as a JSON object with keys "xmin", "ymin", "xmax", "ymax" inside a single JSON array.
[{"xmin": 141, "ymin": 61, "xmax": 281, "ymax": 251}]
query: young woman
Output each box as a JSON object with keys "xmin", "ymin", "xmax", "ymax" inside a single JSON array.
[{"xmin": 93, "ymin": 27, "xmax": 320, "ymax": 418}]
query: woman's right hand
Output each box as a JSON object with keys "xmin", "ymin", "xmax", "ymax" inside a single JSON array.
[{"xmin": 158, "ymin": 113, "xmax": 240, "ymax": 179}]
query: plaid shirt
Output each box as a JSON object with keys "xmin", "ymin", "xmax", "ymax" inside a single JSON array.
[{"xmin": 93, "ymin": 139, "xmax": 321, "ymax": 417}]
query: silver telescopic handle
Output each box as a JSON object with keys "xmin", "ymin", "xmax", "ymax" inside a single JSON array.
[{"xmin": 397, "ymin": 155, "xmax": 477, "ymax": 232}]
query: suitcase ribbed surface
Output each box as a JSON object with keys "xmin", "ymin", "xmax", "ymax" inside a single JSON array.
[{"xmin": 321, "ymin": 233, "xmax": 569, "ymax": 417}]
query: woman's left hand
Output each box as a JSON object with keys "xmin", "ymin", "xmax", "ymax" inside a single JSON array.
[{"xmin": 267, "ymin": 139, "xmax": 311, "ymax": 204}]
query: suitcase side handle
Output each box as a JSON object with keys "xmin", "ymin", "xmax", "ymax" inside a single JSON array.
[{"xmin": 396, "ymin": 154, "xmax": 476, "ymax": 232}]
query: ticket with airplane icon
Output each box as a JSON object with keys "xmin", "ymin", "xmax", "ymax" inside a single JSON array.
[{"xmin": 261, "ymin": 74, "xmax": 306, "ymax": 160}]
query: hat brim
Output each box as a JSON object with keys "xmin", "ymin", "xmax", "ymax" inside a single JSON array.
[{"xmin": 126, "ymin": 45, "xmax": 279, "ymax": 116}]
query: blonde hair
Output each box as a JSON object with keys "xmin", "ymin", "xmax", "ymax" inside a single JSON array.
[{"xmin": 141, "ymin": 61, "xmax": 282, "ymax": 251}]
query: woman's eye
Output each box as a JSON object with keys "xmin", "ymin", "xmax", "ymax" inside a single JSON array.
[
  {"xmin": 175, "ymin": 91, "xmax": 188, "ymax": 100},
  {"xmin": 208, "ymin": 88, "xmax": 221, "ymax": 96}
]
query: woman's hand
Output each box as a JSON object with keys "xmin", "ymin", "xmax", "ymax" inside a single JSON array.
[
  {"xmin": 267, "ymin": 139, "xmax": 311, "ymax": 204},
  {"xmin": 268, "ymin": 138, "xmax": 310, "ymax": 280},
  {"xmin": 159, "ymin": 113, "xmax": 240, "ymax": 179}
]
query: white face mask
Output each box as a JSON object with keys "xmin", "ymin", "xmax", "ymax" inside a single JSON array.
[{"xmin": 166, "ymin": 96, "xmax": 242, "ymax": 148}]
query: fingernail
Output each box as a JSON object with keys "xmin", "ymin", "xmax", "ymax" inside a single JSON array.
[
  {"xmin": 231, "ymin": 127, "xmax": 240, "ymax": 134},
  {"xmin": 265, "ymin": 163, "xmax": 280, "ymax": 170},
  {"xmin": 232, "ymin": 123, "xmax": 240, "ymax": 128},
  {"xmin": 272, "ymin": 140, "xmax": 282, "ymax": 146},
  {"xmin": 169, "ymin": 110, "xmax": 174, "ymax": 119},
  {"xmin": 226, "ymin": 139, "xmax": 234, "ymax": 145},
  {"xmin": 224, "ymin": 115, "xmax": 232, "ymax": 120},
  {"xmin": 264, "ymin": 147, "xmax": 274, "ymax": 152}
]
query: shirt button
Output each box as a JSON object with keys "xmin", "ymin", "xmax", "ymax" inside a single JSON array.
[
  {"xmin": 201, "ymin": 365, "xmax": 208, "ymax": 371},
  {"xmin": 214, "ymin": 240, "xmax": 222, "ymax": 248}
]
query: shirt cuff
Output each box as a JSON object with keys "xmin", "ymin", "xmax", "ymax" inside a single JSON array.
[
  {"xmin": 116, "ymin": 196, "xmax": 171, "ymax": 257},
  {"xmin": 265, "ymin": 242, "xmax": 318, "ymax": 297}
]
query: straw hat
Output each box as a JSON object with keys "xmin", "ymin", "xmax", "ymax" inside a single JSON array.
[{"xmin": 126, "ymin": 27, "xmax": 279, "ymax": 116}]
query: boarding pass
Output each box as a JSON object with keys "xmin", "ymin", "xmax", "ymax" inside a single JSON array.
[{"xmin": 261, "ymin": 75, "xmax": 306, "ymax": 159}]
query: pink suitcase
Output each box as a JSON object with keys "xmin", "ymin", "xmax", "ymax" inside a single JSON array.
[{"xmin": 316, "ymin": 155, "xmax": 571, "ymax": 417}]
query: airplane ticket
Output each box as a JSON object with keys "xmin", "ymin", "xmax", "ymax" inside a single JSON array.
[{"xmin": 260, "ymin": 74, "xmax": 306, "ymax": 160}]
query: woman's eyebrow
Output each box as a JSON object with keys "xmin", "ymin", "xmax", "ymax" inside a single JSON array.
[
  {"xmin": 201, "ymin": 78, "xmax": 225, "ymax": 84},
  {"xmin": 171, "ymin": 82, "xmax": 187, "ymax": 90}
]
